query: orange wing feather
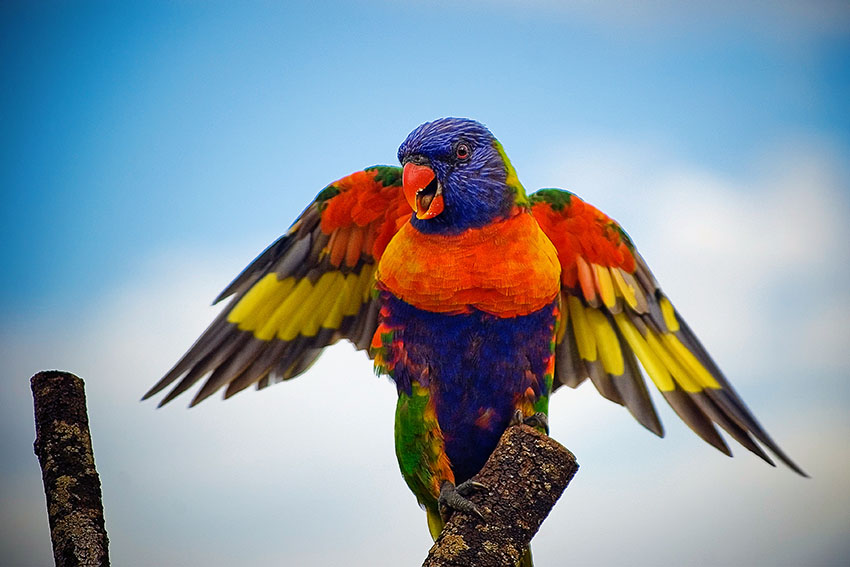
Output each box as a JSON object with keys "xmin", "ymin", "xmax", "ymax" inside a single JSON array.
[{"xmin": 530, "ymin": 194, "xmax": 635, "ymax": 290}]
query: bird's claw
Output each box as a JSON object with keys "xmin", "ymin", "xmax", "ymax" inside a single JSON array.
[
  {"xmin": 457, "ymin": 480, "xmax": 488, "ymax": 494},
  {"xmin": 510, "ymin": 410, "xmax": 550, "ymax": 433},
  {"xmin": 524, "ymin": 412, "xmax": 549, "ymax": 433},
  {"xmin": 438, "ymin": 480, "xmax": 487, "ymax": 522}
]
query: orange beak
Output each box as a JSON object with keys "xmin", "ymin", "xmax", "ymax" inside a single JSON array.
[{"xmin": 403, "ymin": 162, "xmax": 444, "ymax": 220}]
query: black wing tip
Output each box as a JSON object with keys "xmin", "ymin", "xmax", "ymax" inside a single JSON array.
[
  {"xmin": 187, "ymin": 395, "xmax": 206, "ymax": 408},
  {"xmin": 736, "ymin": 441, "xmax": 808, "ymax": 477},
  {"xmin": 641, "ymin": 416, "xmax": 665, "ymax": 438},
  {"xmin": 758, "ymin": 433, "xmax": 809, "ymax": 477},
  {"xmin": 141, "ymin": 379, "xmax": 171, "ymax": 403},
  {"xmin": 717, "ymin": 440, "xmax": 734, "ymax": 457},
  {"xmin": 778, "ymin": 455, "xmax": 809, "ymax": 478},
  {"xmin": 139, "ymin": 380, "xmax": 170, "ymax": 406},
  {"xmin": 707, "ymin": 390, "xmax": 810, "ymax": 477},
  {"xmin": 213, "ymin": 275, "xmax": 245, "ymax": 305},
  {"xmin": 223, "ymin": 383, "xmax": 246, "ymax": 400},
  {"xmin": 156, "ymin": 388, "xmax": 181, "ymax": 408}
]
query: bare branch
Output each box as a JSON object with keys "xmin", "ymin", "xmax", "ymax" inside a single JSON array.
[
  {"xmin": 423, "ymin": 424, "xmax": 579, "ymax": 567},
  {"xmin": 32, "ymin": 371, "xmax": 110, "ymax": 567}
]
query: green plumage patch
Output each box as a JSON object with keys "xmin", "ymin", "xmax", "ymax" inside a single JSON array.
[
  {"xmin": 493, "ymin": 141, "xmax": 529, "ymax": 207},
  {"xmin": 395, "ymin": 390, "xmax": 430, "ymax": 476},
  {"xmin": 365, "ymin": 165, "xmax": 402, "ymax": 187},
  {"xmin": 533, "ymin": 394, "xmax": 550, "ymax": 416},
  {"xmin": 315, "ymin": 184, "xmax": 340, "ymax": 204},
  {"xmin": 529, "ymin": 188, "xmax": 574, "ymax": 211},
  {"xmin": 394, "ymin": 386, "xmax": 440, "ymax": 508},
  {"xmin": 613, "ymin": 223, "xmax": 635, "ymax": 248}
]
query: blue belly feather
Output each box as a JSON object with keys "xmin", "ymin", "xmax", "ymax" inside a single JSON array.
[{"xmin": 381, "ymin": 292, "xmax": 556, "ymax": 483}]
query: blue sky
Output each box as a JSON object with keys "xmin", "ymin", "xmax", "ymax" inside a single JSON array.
[{"xmin": 2, "ymin": 1, "xmax": 849, "ymax": 565}]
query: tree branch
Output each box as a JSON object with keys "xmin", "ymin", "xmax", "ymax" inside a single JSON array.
[
  {"xmin": 423, "ymin": 424, "xmax": 578, "ymax": 567},
  {"xmin": 32, "ymin": 370, "xmax": 110, "ymax": 567}
]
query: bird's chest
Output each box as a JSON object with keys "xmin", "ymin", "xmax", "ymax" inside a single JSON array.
[{"xmin": 375, "ymin": 211, "xmax": 561, "ymax": 317}]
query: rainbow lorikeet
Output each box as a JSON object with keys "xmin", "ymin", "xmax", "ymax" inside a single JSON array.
[{"xmin": 145, "ymin": 118, "xmax": 805, "ymax": 563}]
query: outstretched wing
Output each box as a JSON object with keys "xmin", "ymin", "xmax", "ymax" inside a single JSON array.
[
  {"xmin": 530, "ymin": 188, "xmax": 805, "ymax": 475},
  {"xmin": 144, "ymin": 166, "xmax": 411, "ymax": 407}
]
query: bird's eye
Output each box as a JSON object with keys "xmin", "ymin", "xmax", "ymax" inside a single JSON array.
[{"xmin": 455, "ymin": 143, "xmax": 470, "ymax": 161}]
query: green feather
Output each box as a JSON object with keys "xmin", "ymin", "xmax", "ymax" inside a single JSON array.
[
  {"xmin": 364, "ymin": 164, "xmax": 402, "ymax": 187},
  {"xmin": 529, "ymin": 188, "xmax": 574, "ymax": 211}
]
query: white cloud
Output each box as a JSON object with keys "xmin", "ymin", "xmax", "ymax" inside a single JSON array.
[{"xmin": 3, "ymin": 139, "xmax": 849, "ymax": 565}]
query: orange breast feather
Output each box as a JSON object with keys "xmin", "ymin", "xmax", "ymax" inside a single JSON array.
[{"xmin": 377, "ymin": 211, "xmax": 560, "ymax": 317}]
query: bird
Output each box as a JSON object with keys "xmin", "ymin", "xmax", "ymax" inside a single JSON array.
[{"xmin": 144, "ymin": 117, "xmax": 805, "ymax": 565}]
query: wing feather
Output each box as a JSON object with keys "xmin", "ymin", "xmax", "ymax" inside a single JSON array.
[
  {"xmin": 555, "ymin": 298, "xmax": 590, "ymax": 389},
  {"xmin": 144, "ymin": 166, "xmax": 409, "ymax": 406},
  {"xmin": 530, "ymin": 188, "xmax": 805, "ymax": 475},
  {"xmin": 612, "ymin": 327, "xmax": 664, "ymax": 436}
]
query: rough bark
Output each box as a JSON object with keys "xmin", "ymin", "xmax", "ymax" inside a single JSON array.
[
  {"xmin": 32, "ymin": 370, "xmax": 110, "ymax": 567},
  {"xmin": 423, "ymin": 424, "xmax": 578, "ymax": 567}
]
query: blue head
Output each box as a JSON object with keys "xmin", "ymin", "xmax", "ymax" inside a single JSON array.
[{"xmin": 397, "ymin": 118, "xmax": 527, "ymax": 234}]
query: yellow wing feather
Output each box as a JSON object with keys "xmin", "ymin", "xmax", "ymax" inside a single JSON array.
[
  {"xmin": 612, "ymin": 311, "xmax": 675, "ymax": 392},
  {"xmin": 586, "ymin": 307, "xmax": 624, "ymax": 375},
  {"xmin": 593, "ymin": 264, "xmax": 618, "ymax": 310},
  {"xmin": 567, "ymin": 295, "xmax": 597, "ymax": 363}
]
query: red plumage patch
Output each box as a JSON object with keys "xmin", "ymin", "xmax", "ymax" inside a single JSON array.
[
  {"xmin": 531, "ymin": 197, "xmax": 636, "ymax": 288},
  {"xmin": 320, "ymin": 169, "xmax": 411, "ymax": 263}
]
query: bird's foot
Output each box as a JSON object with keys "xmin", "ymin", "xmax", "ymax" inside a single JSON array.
[
  {"xmin": 510, "ymin": 409, "xmax": 549, "ymax": 433},
  {"xmin": 524, "ymin": 411, "xmax": 549, "ymax": 433},
  {"xmin": 438, "ymin": 479, "xmax": 487, "ymax": 522}
]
